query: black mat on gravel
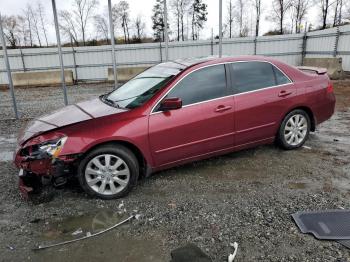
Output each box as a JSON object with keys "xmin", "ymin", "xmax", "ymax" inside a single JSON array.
[
  {"xmin": 292, "ymin": 210, "xmax": 350, "ymax": 240},
  {"xmin": 170, "ymin": 243, "xmax": 212, "ymax": 262},
  {"xmin": 338, "ymin": 240, "xmax": 350, "ymax": 249}
]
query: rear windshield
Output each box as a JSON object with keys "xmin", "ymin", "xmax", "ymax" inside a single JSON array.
[{"xmin": 106, "ymin": 62, "xmax": 185, "ymax": 109}]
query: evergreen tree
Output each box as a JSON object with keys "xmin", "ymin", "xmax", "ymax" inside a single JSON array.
[
  {"xmin": 190, "ymin": 0, "xmax": 207, "ymax": 40},
  {"xmin": 152, "ymin": 0, "xmax": 165, "ymax": 41}
]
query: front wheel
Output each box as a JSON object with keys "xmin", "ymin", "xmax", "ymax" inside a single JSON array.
[
  {"xmin": 78, "ymin": 144, "xmax": 139, "ymax": 199},
  {"xmin": 277, "ymin": 109, "xmax": 311, "ymax": 150}
]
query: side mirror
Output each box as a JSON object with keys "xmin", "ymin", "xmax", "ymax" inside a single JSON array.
[{"xmin": 159, "ymin": 97, "xmax": 182, "ymax": 111}]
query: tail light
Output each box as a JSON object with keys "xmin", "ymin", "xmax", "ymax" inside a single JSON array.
[{"xmin": 326, "ymin": 82, "xmax": 334, "ymax": 93}]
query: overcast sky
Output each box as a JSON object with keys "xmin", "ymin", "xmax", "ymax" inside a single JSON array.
[{"xmin": 1, "ymin": 0, "xmax": 321, "ymax": 44}]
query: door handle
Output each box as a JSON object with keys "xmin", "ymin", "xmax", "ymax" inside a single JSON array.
[
  {"xmin": 278, "ymin": 90, "xmax": 293, "ymax": 97},
  {"xmin": 215, "ymin": 105, "xmax": 232, "ymax": 112}
]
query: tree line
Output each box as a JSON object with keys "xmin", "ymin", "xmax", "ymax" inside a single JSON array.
[{"xmin": 1, "ymin": 0, "xmax": 350, "ymax": 49}]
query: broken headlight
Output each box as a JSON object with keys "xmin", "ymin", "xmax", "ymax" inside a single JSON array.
[{"xmin": 38, "ymin": 136, "xmax": 68, "ymax": 158}]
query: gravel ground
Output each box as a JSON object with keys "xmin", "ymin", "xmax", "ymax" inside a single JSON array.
[{"xmin": 0, "ymin": 81, "xmax": 350, "ymax": 261}]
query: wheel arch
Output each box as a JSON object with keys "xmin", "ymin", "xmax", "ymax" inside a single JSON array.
[
  {"xmin": 80, "ymin": 140, "xmax": 150, "ymax": 178},
  {"xmin": 282, "ymin": 106, "xmax": 316, "ymax": 132}
]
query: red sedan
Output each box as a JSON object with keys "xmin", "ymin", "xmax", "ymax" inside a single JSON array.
[{"xmin": 14, "ymin": 56, "xmax": 336, "ymax": 199}]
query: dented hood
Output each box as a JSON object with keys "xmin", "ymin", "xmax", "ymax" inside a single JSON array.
[{"xmin": 18, "ymin": 98, "xmax": 127, "ymax": 145}]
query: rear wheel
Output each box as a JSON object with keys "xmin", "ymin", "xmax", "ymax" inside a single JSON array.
[
  {"xmin": 78, "ymin": 145, "xmax": 139, "ymax": 199},
  {"xmin": 277, "ymin": 109, "xmax": 310, "ymax": 150}
]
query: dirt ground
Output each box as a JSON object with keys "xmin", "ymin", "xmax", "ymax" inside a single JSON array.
[{"xmin": 0, "ymin": 81, "xmax": 350, "ymax": 261}]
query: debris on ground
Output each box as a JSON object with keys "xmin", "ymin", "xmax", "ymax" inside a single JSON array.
[
  {"xmin": 292, "ymin": 210, "xmax": 350, "ymax": 249},
  {"xmin": 71, "ymin": 228, "xmax": 83, "ymax": 236},
  {"xmin": 170, "ymin": 243, "xmax": 212, "ymax": 262},
  {"xmin": 302, "ymin": 146, "xmax": 312, "ymax": 150},
  {"xmin": 6, "ymin": 245, "xmax": 15, "ymax": 251},
  {"xmin": 228, "ymin": 242, "xmax": 238, "ymax": 262},
  {"xmin": 34, "ymin": 215, "xmax": 134, "ymax": 250},
  {"xmin": 118, "ymin": 201, "xmax": 124, "ymax": 209},
  {"xmin": 292, "ymin": 209, "xmax": 350, "ymax": 239}
]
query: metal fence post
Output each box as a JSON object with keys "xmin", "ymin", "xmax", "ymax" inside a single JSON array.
[
  {"xmin": 301, "ymin": 32, "xmax": 307, "ymax": 65},
  {"xmin": 70, "ymin": 36, "xmax": 78, "ymax": 83},
  {"xmin": 164, "ymin": 0, "xmax": 169, "ymax": 61},
  {"xmin": 19, "ymin": 49, "xmax": 26, "ymax": 72},
  {"xmin": 333, "ymin": 26, "xmax": 340, "ymax": 58},
  {"xmin": 0, "ymin": 13, "xmax": 19, "ymax": 119},
  {"xmin": 219, "ymin": 0, "xmax": 223, "ymax": 57},
  {"xmin": 51, "ymin": 0, "xmax": 68, "ymax": 105},
  {"xmin": 159, "ymin": 41, "xmax": 163, "ymax": 62},
  {"xmin": 254, "ymin": 37, "xmax": 257, "ymax": 55},
  {"xmin": 211, "ymin": 28, "xmax": 214, "ymax": 55},
  {"xmin": 108, "ymin": 0, "xmax": 118, "ymax": 89}
]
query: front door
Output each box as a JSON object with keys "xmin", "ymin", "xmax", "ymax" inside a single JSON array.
[{"xmin": 149, "ymin": 64, "xmax": 235, "ymax": 167}]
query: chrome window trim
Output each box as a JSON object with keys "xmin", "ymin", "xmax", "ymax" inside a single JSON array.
[{"xmin": 150, "ymin": 60, "xmax": 293, "ymax": 115}]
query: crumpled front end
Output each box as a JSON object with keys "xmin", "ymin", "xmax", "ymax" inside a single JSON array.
[{"xmin": 14, "ymin": 133, "xmax": 80, "ymax": 199}]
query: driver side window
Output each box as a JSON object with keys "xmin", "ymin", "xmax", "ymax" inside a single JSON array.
[{"xmin": 165, "ymin": 64, "xmax": 227, "ymax": 107}]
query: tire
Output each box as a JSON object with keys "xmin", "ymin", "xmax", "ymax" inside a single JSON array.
[
  {"xmin": 78, "ymin": 144, "xmax": 139, "ymax": 199},
  {"xmin": 277, "ymin": 109, "xmax": 311, "ymax": 150}
]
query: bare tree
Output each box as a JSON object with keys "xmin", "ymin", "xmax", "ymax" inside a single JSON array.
[
  {"xmin": 94, "ymin": 14, "xmax": 109, "ymax": 41},
  {"xmin": 171, "ymin": 0, "xmax": 181, "ymax": 40},
  {"xmin": 1, "ymin": 15, "xmax": 21, "ymax": 48},
  {"xmin": 29, "ymin": 6, "xmax": 42, "ymax": 47},
  {"xmin": 23, "ymin": 4, "xmax": 34, "ymax": 46},
  {"xmin": 37, "ymin": 1, "xmax": 49, "ymax": 46},
  {"xmin": 171, "ymin": 0, "xmax": 191, "ymax": 41},
  {"xmin": 59, "ymin": 10, "xmax": 80, "ymax": 45},
  {"xmin": 17, "ymin": 15, "xmax": 28, "ymax": 46},
  {"xmin": 236, "ymin": 0, "xmax": 248, "ymax": 37},
  {"xmin": 113, "ymin": 0, "xmax": 131, "ymax": 43},
  {"xmin": 58, "ymin": 0, "xmax": 98, "ymax": 46},
  {"xmin": 291, "ymin": 0, "xmax": 310, "ymax": 33},
  {"xmin": 73, "ymin": 0, "xmax": 98, "ymax": 45},
  {"xmin": 345, "ymin": 1, "xmax": 350, "ymax": 22},
  {"xmin": 226, "ymin": 0, "xmax": 234, "ymax": 38},
  {"xmin": 253, "ymin": 0, "xmax": 262, "ymax": 36},
  {"xmin": 320, "ymin": 0, "xmax": 334, "ymax": 29},
  {"xmin": 271, "ymin": 0, "xmax": 293, "ymax": 34},
  {"xmin": 134, "ymin": 15, "xmax": 146, "ymax": 41},
  {"xmin": 332, "ymin": 0, "xmax": 344, "ymax": 26}
]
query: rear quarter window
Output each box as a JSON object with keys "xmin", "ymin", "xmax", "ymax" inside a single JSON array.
[{"xmin": 273, "ymin": 66, "xmax": 291, "ymax": 85}]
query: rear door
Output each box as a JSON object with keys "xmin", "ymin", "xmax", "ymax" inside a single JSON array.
[
  {"xmin": 228, "ymin": 61, "xmax": 295, "ymax": 146},
  {"xmin": 148, "ymin": 64, "xmax": 235, "ymax": 167}
]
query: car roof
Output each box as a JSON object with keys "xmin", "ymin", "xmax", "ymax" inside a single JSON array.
[{"xmin": 173, "ymin": 55, "xmax": 285, "ymax": 68}]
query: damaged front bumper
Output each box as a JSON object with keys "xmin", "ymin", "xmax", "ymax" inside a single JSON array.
[{"xmin": 15, "ymin": 149, "xmax": 80, "ymax": 199}]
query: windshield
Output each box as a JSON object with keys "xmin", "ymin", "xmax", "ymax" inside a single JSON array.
[{"xmin": 105, "ymin": 62, "xmax": 185, "ymax": 109}]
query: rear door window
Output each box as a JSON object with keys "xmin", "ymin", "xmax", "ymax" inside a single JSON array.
[{"xmin": 230, "ymin": 61, "xmax": 291, "ymax": 94}]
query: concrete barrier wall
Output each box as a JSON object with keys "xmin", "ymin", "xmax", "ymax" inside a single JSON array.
[
  {"xmin": 303, "ymin": 58, "xmax": 344, "ymax": 80},
  {"xmin": 107, "ymin": 66, "xmax": 150, "ymax": 82},
  {"xmin": 12, "ymin": 70, "xmax": 74, "ymax": 87}
]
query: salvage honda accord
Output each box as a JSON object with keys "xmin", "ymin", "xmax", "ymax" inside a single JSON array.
[{"xmin": 14, "ymin": 56, "xmax": 336, "ymax": 199}]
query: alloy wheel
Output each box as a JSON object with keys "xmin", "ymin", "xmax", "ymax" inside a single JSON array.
[
  {"xmin": 84, "ymin": 154, "xmax": 130, "ymax": 196},
  {"xmin": 283, "ymin": 114, "xmax": 308, "ymax": 146}
]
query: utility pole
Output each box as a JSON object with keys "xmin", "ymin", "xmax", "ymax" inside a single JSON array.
[
  {"xmin": 164, "ymin": 0, "xmax": 169, "ymax": 61},
  {"xmin": 219, "ymin": 0, "xmax": 223, "ymax": 57},
  {"xmin": 51, "ymin": 0, "xmax": 68, "ymax": 105},
  {"xmin": 0, "ymin": 13, "xmax": 19, "ymax": 119},
  {"xmin": 108, "ymin": 0, "xmax": 118, "ymax": 88}
]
